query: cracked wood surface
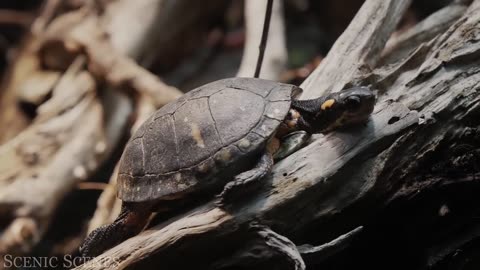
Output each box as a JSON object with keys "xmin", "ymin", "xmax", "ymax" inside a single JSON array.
[{"xmin": 77, "ymin": 0, "xmax": 480, "ymax": 269}]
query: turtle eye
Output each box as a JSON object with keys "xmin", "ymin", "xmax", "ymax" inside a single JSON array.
[{"xmin": 345, "ymin": 96, "xmax": 361, "ymax": 111}]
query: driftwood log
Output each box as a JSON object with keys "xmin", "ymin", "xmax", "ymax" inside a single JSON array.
[
  {"xmin": 76, "ymin": 0, "xmax": 480, "ymax": 269},
  {"xmin": 0, "ymin": 0, "xmax": 230, "ymax": 265}
]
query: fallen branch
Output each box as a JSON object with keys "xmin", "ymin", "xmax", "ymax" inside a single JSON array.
[
  {"xmin": 0, "ymin": 10, "xmax": 35, "ymax": 26},
  {"xmin": 77, "ymin": 0, "xmax": 480, "ymax": 269},
  {"xmin": 0, "ymin": 58, "xmax": 128, "ymax": 257},
  {"xmin": 301, "ymin": 0, "xmax": 412, "ymax": 98},
  {"xmin": 0, "ymin": 0, "xmax": 193, "ymax": 259}
]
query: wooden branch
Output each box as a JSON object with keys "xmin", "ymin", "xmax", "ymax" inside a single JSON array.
[
  {"xmin": 300, "ymin": 0, "xmax": 411, "ymax": 98},
  {"xmin": 298, "ymin": 226, "xmax": 363, "ymax": 265},
  {"xmin": 0, "ymin": 0, "xmax": 193, "ymax": 259},
  {"xmin": 0, "ymin": 59, "xmax": 130, "ymax": 256},
  {"xmin": 76, "ymin": 101, "xmax": 418, "ymax": 269},
  {"xmin": 380, "ymin": 3, "xmax": 467, "ymax": 65},
  {"xmin": 0, "ymin": 10, "xmax": 35, "ymax": 26},
  {"xmin": 39, "ymin": 9, "xmax": 182, "ymax": 107},
  {"xmin": 77, "ymin": 0, "xmax": 480, "ymax": 269},
  {"xmin": 32, "ymin": 0, "xmax": 62, "ymax": 33},
  {"xmin": 237, "ymin": 0, "xmax": 287, "ymax": 80}
]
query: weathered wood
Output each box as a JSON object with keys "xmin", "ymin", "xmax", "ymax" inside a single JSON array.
[
  {"xmin": 298, "ymin": 226, "xmax": 364, "ymax": 265},
  {"xmin": 76, "ymin": 0, "xmax": 480, "ymax": 269},
  {"xmin": 0, "ymin": 58, "xmax": 129, "ymax": 256},
  {"xmin": 301, "ymin": 0, "xmax": 411, "ymax": 98},
  {"xmin": 237, "ymin": 0, "xmax": 287, "ymax": 80},
  {"xmin": 75, "ymin": 101, "xmax": 418, "ymax": 269},
  {"xmin": 0, "ymin": 0, "xmax": 210, "ymax": 260},
  {"xmin": 380, "ymin": 3, "xmax": 467, "ymax": 65}
]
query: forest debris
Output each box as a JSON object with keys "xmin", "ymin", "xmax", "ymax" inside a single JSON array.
[
  {"xmin": 0, "ymin": 45, "xmax": 130, "ymax": 257},
  {"xmin": 298, "ymin": 226, "xmax": 363, "ymax": 265},
  {"xmin": 0, "ymin": 42, "xmax": 42, "ymax": 142},
  {"xmin": 38, "ymin": 11, "xmax": 182, "ymax": 106},
  {"xmin": 17, "ymin": 71, "xmax": 60, "ymax": 105},
  {"xmin": 381, "ymin": 3, "xmax": 467, "ymax": 65},
  {"xmin": 77, "ymin": 0, "xmax": 480, "ymax": 268},
  {"xmin": 32, "ymin": 0, "xmax": 63, "ymax": 34}
]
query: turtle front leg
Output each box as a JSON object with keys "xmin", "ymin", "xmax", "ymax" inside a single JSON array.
[
  {"xmin": 80, "ymin": 202, "xmax": 152, "ymax": 258},
  {"xmin": 219, "ymin": 150, "xmax": 274, "ymax": 205},
  {"xmin": 274, "ymin": 131, "xmax": 311, "ymax": 161}
]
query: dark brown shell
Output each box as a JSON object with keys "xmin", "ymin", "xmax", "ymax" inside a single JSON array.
[{"xmin": 117, "ymin": 78, "xmax": 296, "ymax": 202}]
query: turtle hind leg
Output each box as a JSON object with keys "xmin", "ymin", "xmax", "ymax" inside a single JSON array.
[{"xmin": 80, "ymin": 202, "xmax": 152, "ymax": 258}]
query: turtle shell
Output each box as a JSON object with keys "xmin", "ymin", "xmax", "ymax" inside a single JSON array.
[{"xmin": 117, "ymin": 78, "xmax": 297, "ymax": 202}]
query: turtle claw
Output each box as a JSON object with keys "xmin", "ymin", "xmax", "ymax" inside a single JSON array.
[
  {"xmin": 274, "ymin": 131, "xmax": 311, "ymax": 161},
  {"xmin": 217, "ymin": 172, "xmax": 257, "ymax": 205}
]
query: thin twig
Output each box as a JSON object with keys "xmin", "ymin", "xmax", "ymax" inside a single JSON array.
[
  {"xmin": 254, "ymin": 0, "xmax": 274, "ymax": 78},
  {"xmin": 32, "ymin": 0, "xmax": 62, "ymax": 34}
]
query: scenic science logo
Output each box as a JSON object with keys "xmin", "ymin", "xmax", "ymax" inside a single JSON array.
[{"xmin": 2, "ymin": 255, "xmax": 120, "ymax": 268}]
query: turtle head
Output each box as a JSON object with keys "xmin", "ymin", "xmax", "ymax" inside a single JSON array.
[{"xmin": 290, "ymin": 86, "xmax": 376, "ymax": 134}]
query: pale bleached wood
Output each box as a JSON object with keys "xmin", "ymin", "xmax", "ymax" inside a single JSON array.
[
  {"xmin": 236, "ymin": 0, "xmax": 287, "ymax": 80},
  {"xmin": 300, "ymin": 0, "xmax": 411, "ymax": 98},
  {"xmin": 78, "ymin": 1, "xmax": 480, "ymax": 269},
  {"xmin": 380, "ymin": 3, "xmax": 467, "ymax": 65},
  {"xmin": 75, "ymin": 0, "xmax": 418, "ymax": 268},
  {"xmin": 76, "ymin": 98, "xmax": 418, "ymax": 269},
  {"xmin": 0, "ymin": 0, "xmax": 191, "ymax": 259},
  {"xmin": 0, "ymin": 58, "xmax": 131, "ymax": 256}
]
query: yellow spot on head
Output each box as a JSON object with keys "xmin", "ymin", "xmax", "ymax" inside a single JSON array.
[{"xmin": 321, "ymin": 99, "xmax": 335, "ymax": 110}]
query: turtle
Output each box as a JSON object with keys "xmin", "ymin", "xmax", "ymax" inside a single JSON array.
[{"xmin": 80, "ymin": 77, "xmax": 375, "ymax": 257}]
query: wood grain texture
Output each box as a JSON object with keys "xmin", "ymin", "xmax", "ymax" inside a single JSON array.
[{"xmin": 75, "ymin": 0, "xmax": 480, "ymax": 269}]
